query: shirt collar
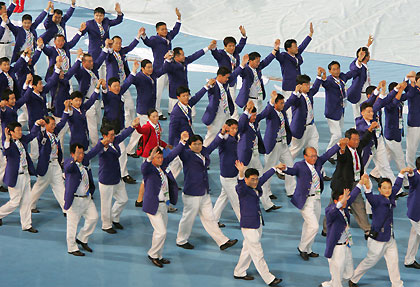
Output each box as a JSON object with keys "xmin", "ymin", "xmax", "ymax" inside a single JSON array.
[{"xmin": 148, "ymin": 120, "xmax": 158, "ymax": 129}]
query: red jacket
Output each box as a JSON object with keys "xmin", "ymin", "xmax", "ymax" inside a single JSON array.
[{"xmin": 135, "ymin": 121, "xmax": 167, "ymax": 157}]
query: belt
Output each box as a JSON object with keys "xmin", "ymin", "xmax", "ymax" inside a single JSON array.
[
  {"xmin": 307, "ymin": 194, "xmax": 316, "ymax": 197},
  {"xmin": 49, "ymin": 158, "xmax": 59, "ymax": 163},
  {"xmin": 336, "ymin": 242, "xmax": 347, "ymax": 246},
  {"xmin": 18, "ymin": 169, "xmax": 28, "ymax": 175},
  {"xmin": 0, "ymin": 42, "xmax": 11, "ymax": 44},
  {"xmin": 276, "ymin": 139, "xmax": 283, "ymax": 143},
  {"xmin": 74, "ymin": 194, "xmax": 88, "ymax": 198},
  {"xmin": 249, "ymin": 96, "xmax": 258, "ymax": 100},
  {"xmin": 159, "ymin": 200, "xmax": 166, "ymax": 203},
  {"xmin": 304, "ymin": 120, "xmax": 314, "ymax": 127}
]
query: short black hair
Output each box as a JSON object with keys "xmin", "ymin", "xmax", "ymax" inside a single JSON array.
[
  {"xmin": 360, "ymin": 102, "xmax": 373, "ymax": 112},
  {"xmin": 0, "ymin": 2, "xmax": 6, "ymax": 9},
  {"xmin": 284, "ymin": 39, "xmax": 297, "ymax": 51},
  {"xmin": 217, "ymin": 66, "xmax": 231, "ymax": 76},
  {"xmin": 112, "ymin": 35, "xmax": 122, "ymax": 41},
  {"xmin": 345, "ymin": 128, "xmax": 359, "ymax": 139},
  {"xmin": 248, "ymin": 52, "xmax": 261, "ymax": 61},
  {"xmin": 141, "ymin": 59, "xmax": 152, "ymax": 68},
  {"xmin": 415, "ymin": 72, "xmax": 420, "ymax": 82},
  {"xmin": 94, "ymin": 7, "xmax": 105, "ymax": 15},
  {"xmin": 356, "ymin": 47, "xmax": 370, "ymax": 61},
  {"xmin": 223, "ymin": 36, "xmax": 236, "ymax": 47},
  {"xmin": 328, "ymin": 61, "xmax": 340, "ymax": 70},
  {"xmin": 7, "ymin": 121, "xmax": 22, "ymax": 132},
  {"xmin": 70, "ymin": 143, "xmax": 84, "ymax": 154},
  {"xmin": 147, "ymin": 108, "xmax": 158, "ymax": 117},
  {"xmin": 149, "ymin": 146, "xmax": 163, "ymax": 156},
  {"xmin": 22, "ymin": 14, "xmax": 32, "ymax": 22},
  {"xmin": 70, "ymin": 91, "xmax": 83, "ymax": 100},
  {"xmin": 296, "ymin": 74, "xmax": 311, "ymax": 85},
  {"xmin": 243, "ymin": 105, "xmax": 257, "ymax": 113},
  {"xmin": 107, "ymin": 77, "xmax": 120, "ymax": 87},
  {"xmin": 173, "ymin": 47, "xmax": 183, "ymax": 57},
  {"xmin": 53, "ymin": 9, "xmax": 63, "ymax": 15},
  {"xmin": 388, "ymin": 82, "xmax": 398, "ymax": 92},
  {"xmin": 366, "ymin": 86, "xmax": 377, "ymax": 96},
  {"xmin": 2, "ymin": 89, "xmax": 14, "ymax": 101},
  {"xmin": 176, "ymin": 86, "xmax": 190, "ymax": 97},
  {"xmin": 188, "ymin": 134, "xmax": 203, "ymax": 145},
  {"xmin": 378, "ymin": 178, "xmax": 392, "ymax": 188},
  {"xmin": 54, "ymin": 34, "xmax": 65, "ymax": 41},
  {"xmin": 82, "ymin": 53, "xmax": 92, "ymax": 62},
  {"xmin": 0, "ymin": 57, "xmax": 10, "ymax": 65},
  {"xmin": 416, "ymin": 156, "xmax": 420, "ymax": 170},
  {"xmin": 303, "ymin": 146, "xmax": 316, "ymax": 157},
  {"xmin": 332, "ymin": 189, "xmax": 344, "ymax": 201},
  {"xmin": 100, "ymin": 124, "xmax": 114, "ymax": 136},
  {"xmin": 245, "ymin": 168, "xmax": 259, "ymax": 178},
  {"xmin": 156, "ymin": 22, "xmax": 166, "ymax": 29},
  {"xmin": 274, "ymin": 93, "xmax": 284, "ymax": 103},
  {"xmin": 32, "ymin": 75, "xmax": 42, "ymax": 86},
  {"xmin": 225, "ymin": 119, "xmax": 238, "ymax": 126},
  {"xmin": 44, "ymin": 115, "xmax": 55, "ymax": 124}
]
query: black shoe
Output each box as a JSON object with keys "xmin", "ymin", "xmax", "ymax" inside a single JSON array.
[
  {"xmin": 369, "ymin": 214, "xmax": 373, "ymax": 220},
  {"xmin": 0, "ymin": 218, "xmax": 2, "ymax": 226},
  {"xmin": 177, "ymin": 242, "xmax": 194, "ymax": 249},
  {"xmin": 128, "ymin": 153, "xmax": 140, "ymax": 158},
  {"xmin": 24, "ymin": 227, "xmax": 38, "ymax": 233},
  {"xmin": 160, "ymin": 258, "xmax": 170, "ymax": 264},
  {"xmin": 159, "ymin": 115, "xmax": 167, "ymax": 121},
  {"xmin": 405, "ymin": 261, "xmax": 420, "ymax": 269},
  {"xmin": 234, "ymin": 275, "xmax": 254, "ymax": 281},
  {"xmin": 396, "ymin": 191, "xmax": 409, "ymax": 199},
  {"xmin": 168, "ymin": 205, "xmax": 178, "ymax": 213},
  {"xmin": 323, "ymin": 175, "xmax": 332, "ymax": 181},
  {"xmin": 266, "ymin": 205, "xmax": 282, "ymax": 212},
  {"xmin": 275, "ymin": 171, "xmax": 285, "ymax": 180},
  {"xmin": 321, "ymin": 230, "xmax": 327, "ymax": 237},
  {"xmin": 364, "ymin": 233, "xmax": 369, "ymax": 240},
  {"xmin": 308, "ymin": 252, "xmax": 319, "ymax": 258},
  {"xmin": 269, "ymin": 194, "xmax": 277, "ymax": 200},
  {"xmin": 102, "ymin": 228, "xmax": 117, "ymax": 234},
  {"xmin": 76, "ymin": 239, "xmax": 92, "ymax": 252},
  {"xmin": 269, "ymin": 278, "xmax": 283, "ymax": 286},
  {"xmin": 63, "ymin": 213, "xmax": 67, "ymax": 217},
  {"xmin": 369, "ymin": 174, "xmax": 380, "ymax": 183},
  {"xmin": 0, "ymin": 186, "xmax": 8, "ymax": 192},
  {"xmin": 31, "ymin": 208, "xmax": 40, "ymax": 213},
  {"xmin": 135, "ymin": 201, "xmax": 143, "ymax": 207},
  {"xmin": 220, "ymin": 239, "xmax": 238, "ymax": 250},
  {"xmin": 287, "ymin": 194, "xmax": 293, "ymax": 198},
  {"xmin": 404, "ymin": 185, "xmax": 410, "ymax": 190},
  {"xmin": 122, "ymin": 175, "xmax": 136, "ymax": 184},
  {"xmin": 298, "ymin": 247, "xmax": 309, "ymax": 261},
  {"xmin": 148, "ymin": 255, "xmax": 163, "ymax": 268},
  {"xmin": 68, "ymin": 250, "xmax": 85, "ymax": 256},
  {"xmin": 348, "ymin": 280, "xmax": 358, "ymax": 287},
  {"xmin": 328, "ymin": 158, "xmax": 336, "ymax": 165},
  {"xmin": 218, "ymin": 222, "xmax": 225, "ymax": 228},
  {"xmin": 113, "ymin": 222, "xmax": 124, "ymax": 230}
]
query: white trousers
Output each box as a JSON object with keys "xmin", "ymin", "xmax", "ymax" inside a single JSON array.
[
  {"xmin": 147, "ymin": 202, "xmax": 168, "ymax": 259},
  {"xmin": 17, "ymin": 104, "xmax": 29, "ymax": 129},
  {"xmin": 228, "ymin": 86, "xmax": 239, "ymax": 120},
  {"xmin": 122, "ymin": 90, "xmax": 136, "ymax": 128},
  {"xmin": 66, "ymin": 196, "xmax": 98, "ymax": 252},
  {"xmin": 156, "ymin": 73, "xmax": 169, "ymax": 116},
  {"xmin": 290, "ymin": 124, "xmax": 319, "ymax": 160},
  {"xmin": 385, "ymin": 139, "xmax": 408, "ymax": 186},
  {"xmin": 405, "ymin": 219, "xmax": 420, "ymax": 265},
  {"xmin": 30, "ymin": 160, "xmax": 65, "ymax": 212},
  {"xmin": 299, "ymin": 197, "xmax": 321, "ymax": 253},
  {"xmin": 0, "ymin": 172, "xmax": 32, "ymax": 229},
  {"xmin": 126, "ymin": 114, "xmax": 148, "ymax": 155},
  {"xmin": 169, "ymin": 156, "xmax": 183, "ymax": 179},
  {"xmin": 351, "ymin": 237, "xmax": 403, "ymax": 287},
  {"xmin": 351, "ymin": 93, "xmax": 368, "ymax": 120},
  {"xmin": 118, "ymin": 141, "xmax": 129, "ymax": 178},
  {"xmin": 176, "ymin": 193, "xmax": 229, "ymax": 246},
  {"xmin": 282, "ymin": 90, "xmax": 293, "ymax": 123},
  {"xmin": 322, "ymin": 245, "xmax": 354, "ymax": 287},
  {"xmin": 406, "ymin": 126, "xmax": 420, "ymax": 169},
  {"xmin": 234, "ymin": 226, "xmax": 275, "ymax": 285},
  {"xmin": 53, "ymin": 116, "xmax": 70, "ymax": 151},
  {"xmin": 98, "ymin": 180, "xmax": 128, "ymax": 229},
  {"xmin": 0, "ymin": 151, "xmax": 6, "ymax": 186},
  {"xmin": 29, "ymin": 137, "xmax": 39, "ymax": 161},
  {"xmin": 262, "ymin": 141, "xmax": 295, "ymax": 197},
  {"xmin": 203, "ymin": 110, "xmax": 230, "ymax": 147},
  {"xmin": 86, "ymin": 101, "xmax": 101, "ymax": 148},
  {"xmin": 213, "ymin": 176, "xmax": 241, "ymax": 222},
  {"xmin": 326, "ymin": 118, "xmax": 344, "ymax": 158},
  {"xmin": 0, "ymin": 43, "xmax": 12, "ymax": 59}
]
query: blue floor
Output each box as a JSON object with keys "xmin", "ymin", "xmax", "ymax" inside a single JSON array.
[{"xmin": 1, "ymin": 2, "xmax": 420, "ymax": 287}]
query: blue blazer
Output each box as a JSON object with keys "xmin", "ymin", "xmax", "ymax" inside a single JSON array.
[
  {"xmin": 141, "ymin": 142, "xmax": 185, "ymax": 215},
  {"xmin": 129, "ymin": 69, "xmax": 164, "ymax": 115},
  {"xmin": 63, "ymin": 141, "xmax": 104, "ymax": 210},
  {"xmin": 284, "ymin": 144, "xmax": 340, "ymax": 209},
  {"xmin": 374, "ymin": 90, "xmax": 405, "ymax": 142},
  {"xmin": 217, "ymin": 134, "xmax": 239, "ymax": 178},
  {"xmin": 41, "ymin": 5, "xmax": 75, "ymax": 43},
  {"xmin": 15, "ymin": 49, "xmax": 41, "ymax": 90},
  {"xmin": 275, "ymin": 36, "xmax": 311, "ymax": 91},
  {"xmin": 74, "ymin": 50, "xmax": 108, "ymax": 97},
  {"xmin": 324, "ymin": 185, "xmax": 361, "ymax": 258},
  {"xmin": 407, "ymin": 172, "xmax": 420, "ymax": 222},
  {"xmin": 347, "ymin": 59, "xmax": 367, "ymax": 104},
  {"xmin": 403, "ymin": 84, "xmax": 420, "ymax": 127},
  {"xmin": 355, "ymin": 116, "xmax": 377, "ymax": 166},
  {"xmin": 105, "ymin": 38, "xmax": 139, "ymax": 82},
  {"xmin": 236, "ymin": 168, "xmax": 275, "ymax": 229},
  {"xmin": 0, "ymin": 55, "xmax": 27, "ymax": 99},
  {"xmin": 236, "ymin": 53, "xmax": 275, "ymax": 108},
  {"xmin": 262, "ymin": 103, "xmax": 292, "ymax": 154},
  {"xmin": 3, "ymin": 124, "xmax": 40, "ymax": 187}
]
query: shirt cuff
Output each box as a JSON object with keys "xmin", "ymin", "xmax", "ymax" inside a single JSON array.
[
  {"xmin": 44, "ymin": 9, "xmax": 48, "ymax": 12},
  {"xmin": 140, "ymin": 34, "xmax": 146, "ymax": 40},
  {"xmin": 203, "ymin": 47, "xmax": 209, "ymax": 53},
  {"xmin": 355, "ymin": 61, "xmax": 362, "ymax": 68},
  {"xmin": 398, "ymin": 173, "xmax": 404, "ymax": 178},
  {"xmin": 238, "ymin": 176, "xmax": 244, "ymax": 180},
  {"xmin": 316, "ymin": 76, "xmax": 322, "ymax": 80},
  {"xmin": 101, "ymin": 47, "xmax": 108, "ymax": 53},
  {"xmin": 180, "ymin": 141, "xmax": 186, "ymax": 145},
  {"xmin": 3, "ymin": 141, "xmax": 10, "ymax": 149},
  {"xmin": 101, "ymin": 88, "xmax": 108, "ymax": 93},
  {"xmin": 218, "ymin": 133, "xmax": 225, "ymax": 139},
  {"xmin": 364, "ymin": 182, "xmax": 372, "ymax": 193},
  {"xmin": 204, "ymin": 85, "xmax": 209, "ymax": 91},
  {"xmin": 146, "ymin": 158, "xmax": 152, "ymax": 162},
  {"xmin": 244, "ymin": 110, "xmax": 250, "ymax": 117},
  {"xmin": 135, "ymin": 36, "xmax": 140, "ymax": 41},
  {"xmin": 177, "ymin": 20, "xmax": 181, "ymax": 23},
  {"xmin": 94, "ymin": 88, "xmax": 100, "ymax": 94},
  {"xmin": 1, "ymin": 21, "xmax": 6, "ymax": 28},
  {"xmin": 379, "ymin": 93, "xmax": 387, "ymax": 99},
  {"xmin": 131, "ymin": 71, "xmax": 136, "ymax": 76},
  {"xmin": 77, "ymin": 31, "xmax": 82, "ymax": 36},
  {"xmin": 241, "ymin": 36, "xmax": 247, "ymax": 39},
  {"xmin": 336, "ymin": 202, "xmax": 343, "ymax": 209},
  {"xmin": 373, "ymin": 89, "xmax": 379, "ymax": 96}
]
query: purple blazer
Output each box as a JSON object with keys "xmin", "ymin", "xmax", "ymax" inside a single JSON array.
[
  {"xmin": 285, "ymin": 144, "xmax": 340, "ymax": 209},
  {"xmin": 41, "ymin": 6, "xmax": 75, "ymax": 43},
  {"xmin": 97, "ymin": 127, "xmax": 134, "ymax": 185},
  {"xmin": 3, "ymin": 124, "xmax": 40, "ymax": 187},
  {"xmin": 83, "ymin": 15, "xmax": 124, "ymax": 60},
  {"xmin": 0, "ymin": 55, "xmax": 27, "ymax": 99},
  {"xmin": 235, "ymin": 53, "xmax": 275, "ymax": 108},
  {"xmin": 404, "ymin": 84, "xmax": 420, "ymax": 127},
  {"xmin": 36, "ymin": 112, "xmax": 69, "ymax": 176},
  {"xmin": 366, "ymin": 175, "xmax": 403, "ymax": 242},
  {"xmin": 15, "ymin": 49, "xmax": 41, "ymax": 90},
  {"xmin": 262, "ymin": 103, "xmax": 292, "ymax": 154},
  {"xmin": 284, "ymin": 78, "xmax": 322, "ymax": 139},
  {"xmin": 141, "ymin": 142, "xmax": 185, "ymax": 215},
  {"xmin": 141, "ymin": 21, "xmax": 181, "ymax": 71},
  {"xmin": 347, "ymin": 59, "xmax": 367, "ymax": 104},
  {"xmin": 163, "ymin": 49, "xmax": 206, "ymax": 99},
  {"xmin": 63, "ymin": 141, "xmax": 104, "ymax": 210},
  {"xmin": 355, "ymin": 116, "xmax": 377, "ymax": 166},
  {"xmin": 105, "ymin": 38, "xmax": 139, "ymax": 82},
  {"xmin": 217, "ymin": 134, "xmax": 239, "ymax": 178},
  {"xmin": 168, "ymin": 87, "xmax": 207, "ymax": 146},
  {"xmin": 275, "ymin": 36, "xmax": 311, "ymax": 91},
  {"xmin": 374, "ymin": 90, "xmax": 405, "ymax": 142},
  {"xmin": 202, "ymin": 65, "xmax": 243, "ymax": 126},
  {"xmin": 74, "ymin": 50, "xmax": 108, "ymax": 97},
  {"xmin": 407, "ymin": 172, "xmax": 420, "ymax": 222},
  {"xmin": 236, "ymin": 168, "xmax": 275, "ymax": 229}
]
